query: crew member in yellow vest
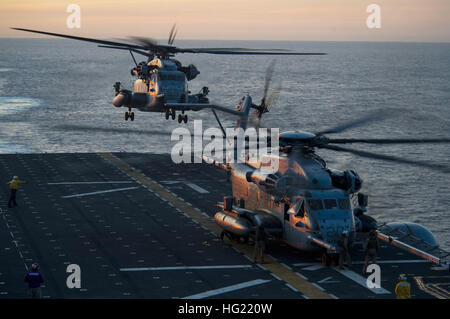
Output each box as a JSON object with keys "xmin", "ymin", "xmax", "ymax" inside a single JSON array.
[
  {"xmin": 7, "ymin": 176, "xmax": 27, "ymax": 208},
  {"xmin": 395, "ymin": 274, "xmax": 411, "ymax": 299}
]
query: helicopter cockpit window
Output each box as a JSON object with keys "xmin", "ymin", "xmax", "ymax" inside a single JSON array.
[
  {"xmin": 338, "ymin": 198, "xmax": 351, "ymax": 210},
  {"xmin": 296, "ymin": 201, "xmax": 306, "ymax": 217},
  {"xmin": 287, "ymin": 199, "xmax": 304, "ymax": 216},
  {"xmin": 324, "ymin": 199, "xmax": 338, "ymax": 210},
  {"xmin": 307, "ymin": 199, "xmax": 323, "ymax": 211}
]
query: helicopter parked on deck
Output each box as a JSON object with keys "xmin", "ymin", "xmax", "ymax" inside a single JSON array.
[{"xmin": 200, "ymin": 71, "xmax": 450, "ymax": 265}]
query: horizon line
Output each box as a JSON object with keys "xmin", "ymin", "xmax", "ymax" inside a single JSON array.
[{"xmin": 1, "ymin": 36, "xmax": 449, "ymax": 45}]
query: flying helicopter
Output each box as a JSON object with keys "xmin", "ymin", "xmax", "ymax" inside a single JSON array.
[{"xmin": 12, "ymin": 25, "xmax": 325, "ymax": 123}]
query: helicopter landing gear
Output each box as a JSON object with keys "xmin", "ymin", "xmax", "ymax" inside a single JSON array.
[
  {"xmin": 124, "ymin": 109, "xmax": 135, "ymax": 121},
  {"xmin": 321, "ymin": 252, "xmax": 332, "ymax": 267},
  {"xmin": 321, "ymin": 252, "xmax": 340, "ymax": 267},
  {"xmin": 178, "ymin": 114, "xmax": 188, "ymax": 123},
  {"xmin": 165, "ymin": 108, "xmax": 177, "ymax": 120},
  {"xmin": 334, "ymin": 254, "xmax": 340, "ymax": 266}
]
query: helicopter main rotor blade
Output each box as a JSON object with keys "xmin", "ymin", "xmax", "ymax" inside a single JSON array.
[
  {"xmin": 315, "ymin": 110, "xmax": 394, "ymax": 136},
  {"xmin": 265, "ymin": 82, "xmax": 282, "ymax": 110},
  {"xmin": 263, "ymin": 63, "xmax": 275, "ymax": 103},
  {"xmin": 249, "ymin": 63, "xmax": 282, "ymax": 130},
  {"xmin": 326, "ymin": 138, "xmax": 450, "ymax": 145},
  {"xmin": 319, "ymin": 144, "xmax": 450, "ymax": 173},
  {"xmin": 128, "ymin": 36, "xmax": 161, "ymax": 50},
  {"xmin": 177, "ymin": 48, "xmax": 326, "ymax": 55},
  {"xmin": 168, "ymin": 23, "xmax": 177, "ymax": 45},
  {"xmin": 97, "ymin": 45, "xmax": 154, "ymax": 57},
  {"xmin": 11, "ymin": 27, "xmax": 327, "ymax": 56},
  {"xmin": 182, "ymin": 48, "xmax": 293, "ymax": 52},
  {"xmin": 11, "ymin": 27, "xmax": 147, "ymax": 50}
]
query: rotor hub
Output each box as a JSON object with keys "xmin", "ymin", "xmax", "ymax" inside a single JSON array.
[{"xmin": 279, "ymin": 131, "xmax": 317, "ymax": 144}]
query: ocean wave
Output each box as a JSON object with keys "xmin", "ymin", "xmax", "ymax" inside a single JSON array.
[
  {"xmin": 0, "ymin": 143, "xmax": 34, "ymax": 154},
  {"xmin": 0, "ymin": 96, "xmax": 42, "ymax": 115}
]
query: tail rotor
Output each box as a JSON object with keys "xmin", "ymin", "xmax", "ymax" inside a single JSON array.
[{"xmin": 250, "ymin": 62, "xmax": 282, "ymax": 129}]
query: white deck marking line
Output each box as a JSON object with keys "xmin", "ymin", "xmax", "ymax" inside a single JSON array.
[
  {"xmin": 256, "ymin": 264, "xmax": 268, "ymax": 271},
  {"xmin": 295, "ymin": 272, "xmax": 309, "ymax": 280},
  {"xmin": 280, "ymin": 263, "xmax": 292, "ymax": 271},
  {"xmin": 285, "ymin": 283, "xmax": 299, "ymax": 292},
  {"xmin": 303, "ymin": 265, "xmax": 324, "ymax": 271},
  {"xmin": 243, "ymin": 255, "xmax": 254, "ymax": 263},
  {"xmin": 185, "ymin": 183, "xmax": 209, "ymax": 194},
  {"xmin": 294, "ymin": 259, "xmax": 429, "ymax": 268},
  {"xmin": 62, "ymin": 187, "xmax": 139, "ymax": 199},
  {"xmin": 0, "ymin": 208, "xmax": 29, "ymax": 271},
  {"xmin": 312, "ymin": 283, "xmax": 325, "ymax": 291},
  {"xmin": 120, "ymin": 265, "xmax": 253, "ymax": 272},
  {"xmin": 160, "ymin": 180, "xmax": 209, "ymax": 194},
  {"xmin": 318, "ymin": 276, "xmax": 340, "ymax": 284},
  {"xmin": 292, "ymin": 263, "xmax": 316, "ymax": 267},
  {"xmin": 270, "ymin": 273, "xmax": 282, "ymax": 281},
  {"xmin": 352, "ymin": 259, "xmax": 430, "ymax": 265},
  {"xmin": 334, "ymin": 268, "xmax": 391, "ymax": 294},
  {"xmin": 48, "ymin": 181, "xmax": 134, "ymax": 185},
  {"xmin": 183, "ymin": 279, "xmax": 271, "ymax": 299}
]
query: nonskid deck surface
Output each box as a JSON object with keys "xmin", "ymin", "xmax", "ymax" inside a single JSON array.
[{"xmin": 0, "ymin": 153, "xmax": 447, "ymax": 299}]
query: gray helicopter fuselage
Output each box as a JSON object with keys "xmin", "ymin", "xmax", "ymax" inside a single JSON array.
[
  {"xmin": 115, "ymin": 58, "xmax": 187, "ymax": 112},
  {"xmin": 112, "ymin": 57, "xmax": 206, "ymax": 114},
  {"xmin": 229, "ymin": 149, "xmax": 356, "ymax": 252}
]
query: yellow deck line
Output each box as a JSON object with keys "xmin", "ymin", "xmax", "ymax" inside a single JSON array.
[
  {"xmin": 99, "ymin": 152, "xmax": 332, "ymax": 299},
  {"xmin": 414, "ymin": 276, "xmax": 450, "ymax": 299}
]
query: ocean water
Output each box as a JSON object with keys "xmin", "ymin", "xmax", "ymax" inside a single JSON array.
[{"xmin": 0, "ymin": 38, "xmax": 449, "ymax": 250}]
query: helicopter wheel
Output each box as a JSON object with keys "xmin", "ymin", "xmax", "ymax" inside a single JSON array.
[
  {"xmin": 332, "ymin": 253, "xmax": 340, "ymax": 266},
  {"xmin": 183, "ymin": 115, "xmax": 188, "ymax": 123},
  {"xmin": 171, "ymin": 109, "xmax": 176, "ymax": 120},
  {"xmin": 229, "ymin": 233, "xmax": 238, "ymax": 242},
  {"xmin": 130, "ymin": 112, "xmax": 135, "ymax": 121},
  {"xmin": 178, "ymin": 114, "xmax": 183, "ymax": 123},
  {"xmin": 165, "ymin": 109, "xmax": 170, "ymax": 120},
  {"xmin": 124, "ymin": 112, "xmax": 129, "ymax": 121},
  {"xmin": 321, "ymin": 252, "xmax": 332, "ymax": 267}
]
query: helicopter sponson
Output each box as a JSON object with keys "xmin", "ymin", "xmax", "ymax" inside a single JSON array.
[
  {"xmin": 112, "ymin": 87, "xmax": 165, "ymax": 110},
  {"xmin": 215, "ymin": 198, "xmax": 283, "ymax": 239}
]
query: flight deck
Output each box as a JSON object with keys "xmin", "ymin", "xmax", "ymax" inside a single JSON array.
[{"xmin": 0, "ymin": 153, "xmax": 448, "ymax": 299}]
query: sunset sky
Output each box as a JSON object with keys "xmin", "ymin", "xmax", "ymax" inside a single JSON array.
[{"xmin": 1, "ymin": 0, "xmax": 449, "ymax": 42}]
